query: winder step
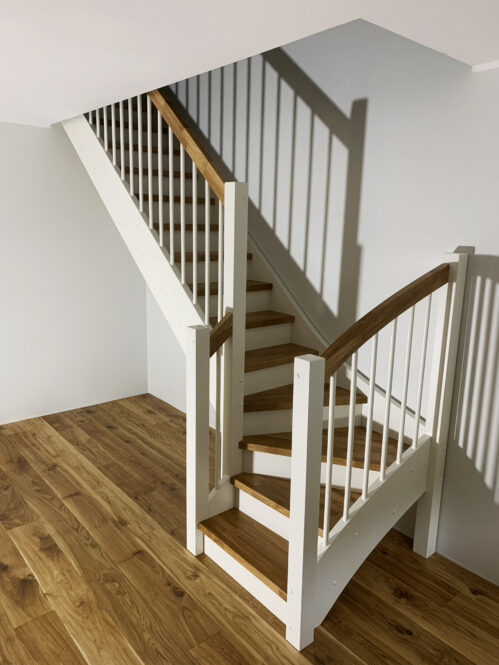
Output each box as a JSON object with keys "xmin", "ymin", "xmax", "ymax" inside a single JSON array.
[
  {"xmin": 210, "ymin": 310, "xmax": 294, "ymax": 329},
  {"xmin": 198, "ymin": 508, "xmax": 288, "ymax": 599},
  {"xmin": 231, "ymin": 472, "xmax": 361, "ymax": 535},
  {"xmin": 245, "ymin": 343, "xmax": 318, "ymax": 373},
  {"xmin": 190, "ymin": 280, "xmax": 272, "ymax": 297},
  {"xmin": 243, "ymin": 382, "xmax": 367, "ymax": 412},
  {"xmin": 240, "ymin": 426, "xmax": 406, "ymax": 470}
]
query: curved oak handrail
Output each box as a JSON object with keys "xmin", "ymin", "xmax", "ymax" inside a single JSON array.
[
  {"xmin": 322, "ymin": 263, "xmax": 450, "ymax": 379},
  {"xmin": 148, "ymin": 89, "xmax": 226, "ymax": 203},
  {"xmin": 210, "ymin": 311, "xmax": 233, "ymax": 356}
]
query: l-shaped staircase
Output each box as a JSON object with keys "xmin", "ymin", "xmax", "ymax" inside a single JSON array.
[{"xmin": 64, "ymin": 88, "xmax": 468, "ymax": 650}]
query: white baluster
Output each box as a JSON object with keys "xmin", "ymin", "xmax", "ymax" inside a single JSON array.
[
  {"xmin": 128, "ymin": 98, "xmax": 134, "ymax": 196},
  {"xmin": 138, "ymin": 95, "xmax": 143, "ymax": 212},
  {"xmin": 103, "ymin": 107, "xmax": 108, "ymax": 152},
  {"xmin": 205, "ymin": 181, "xmax": 211, "ymax": 324},
  {"xmin": 169, "ymin": 127, "xmax": 174, "ymax": 262},
  {"xmin": 192, "ymin": 164, "xmax": 198, "ymax": 304},
  {"xmin": 119, "ymin": 101, "xmax": 125, "ymax": 180},
  {"xmin": 323, "ymin": 373, "xmax": 336, "ymax": 546},
  {"xmin": 180, "ymin": 145, "xmax": 186, "ymax": 283},
  {"xmin": 380, "ymin": 319, "xmax": 397, "ymax": 481},
  {"xmin": 96, "ymin": 108, "xmax": 100, "ymax": 138},
  {"xmin": 217, "ymin": 201, "xmax": 223, "ymax": 321},
  {"xmin": 88, "ymin": 110, "xmax": 93, "ymax": 125},
  {"xmin": 111, "ymin": 104, "xmax": 116, "ymax": 166},
  {"xmin": 343, "ymin": 352, "xmax": 358, "ymax": 521},
  {"xmin": 362, "ymin": 333, "xmax": 378, "ymax": 500},
  {"xmin": 147, "ymin": 95, "xmax": 153, "ymax": 229},
  {"xmin": 215, "ymin": 349, "xmax": 222, "ymax": 488},
  {"xmin": 397, "ymin": 306, "xmax": 415, "ymax": 463},
  {"xmin": 158, "ymin": 110, "xmax": 164, "ymax": 247},
  {"xmin": 413, "ymin": 295, "xmax": 431, "ymax": 447}
]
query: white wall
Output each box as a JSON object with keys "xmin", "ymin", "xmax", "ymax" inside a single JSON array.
[
  {"xmin": 174, "ymin": 20, "xmax": 499, "ymax": 582},
  {"xmin": 0, "ymin": 121, "xmax": 147, "ymax": 424}
]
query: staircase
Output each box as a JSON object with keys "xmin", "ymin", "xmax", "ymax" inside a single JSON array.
[{"xmin": 64, "ymin": 88, "xmax": 469, "ymax": 650}]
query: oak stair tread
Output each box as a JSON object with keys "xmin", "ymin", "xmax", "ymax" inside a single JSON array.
[
  {"xmin": 210, "ymin": 310, "xmax": 295, "ymax": 329},
  {"xmin": 198, "ymin": 508, "xmax": 288, "ymax": 599},
  {"xmin": 191, "ymin": 280, "xmax": 272, "ymax": 297},
  {"xmin": 245, "ymin": 343, "xmax": 318, "ymax": 373},
  {"xmin": 231, "ymin": 473, "xmax": 360, "ymax": 534},
  {"xmin": 125, "ymin": 167, "xmax": 192, "ymax": 179},
  {"xmin": 115, "ymin": 142, "xmax": 181, "ymax": 155},
  {"xmin": 243, "ymin": 382, "xmax": 367, "ymax": 412},
  {"xmin": 174, "ymin": 251, "xmax": 252, "ymax": 263},
  {"xmin": 240, "ymin": 426, "xmax": 406, "ymax": 471}
]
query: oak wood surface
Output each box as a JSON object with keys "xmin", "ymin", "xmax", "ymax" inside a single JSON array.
[
  {"xmin": 211, "ymin": 309, "xmax": 295, "ymax": 330},
  {"xmin": 240, "ymin": 425, "xmax": 406, "ymax": 471},
  {"xmin": 243, "ymin": 382, "xmax": 367, "ymax": 412},
  {"xmin": 210, "ymin": 311, "xmax": 233, "ymax": 356},
  {"xmin": 149, "ymin": 90, "xmax": 226, "ymax": 203},
  {"xmin": 0, "ymin": 394, "xmax": 496, "ymax": 664},
  {"xmin": 245, "ymin": 342, "xmax": 318, "ymax": 373},
  {"xmin": 192, "ymin": 279, "xmax": 272, "ymax": 297},
  {"xmin": 322, "ymin": 263, "xmax": 450, "ymax": 378}
]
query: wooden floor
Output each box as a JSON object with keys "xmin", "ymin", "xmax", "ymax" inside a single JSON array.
[{"xmin": 0, "ymin": 394, "xmax": 497, "ymax": 664}]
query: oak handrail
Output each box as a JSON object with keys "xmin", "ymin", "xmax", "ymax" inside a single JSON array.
[
  {"xmin": 322, "ymin": 263, "xmax": 450, "ymax": 378},
  {"xmin": 148, "ymin": 89, "xmax": 226, "ymax": 203},
  {"xmin": 210, "ymin": 311, "xmax": 233, "ymax": 356}
]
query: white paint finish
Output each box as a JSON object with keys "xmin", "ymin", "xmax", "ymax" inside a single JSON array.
[
  {"xmin": 180, "ymin": 20, "xmax": 499, "ymax": 581},
  {"xmin": 63, "ymin": 115, "xmax": 204, "ymax": 351},
  {"xmin": 314, "ymin": 438, "xmax": 431, "ymax": 626},
  {"xmin": 236, "ymin": 487, "xmax": 290, "ymax": 540},
  {"xmin": 0, "ymin": 121, "xmax": 147, "ymax": 424},
  {"xmin": 7, "ymin": 3, "xmax": 499, "ymax": 127},
  {"xmin": 203, "ymin": 535, "xmax": 288, "ymax": 623}
]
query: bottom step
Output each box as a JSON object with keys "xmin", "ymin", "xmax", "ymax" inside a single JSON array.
[
  {"xmin": 232, "ymin": 473, "xmax": 360, "ymax": 535},
  {"xmin": 198, "ymin": 508, "xmax": 288, "ymax": 599}
]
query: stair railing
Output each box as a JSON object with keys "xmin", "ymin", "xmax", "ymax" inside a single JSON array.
[
  {"xmin": 87, "ymin": 92, "xmax": 249, "ymax": 557},
  {"xmin": 286, "ymin": 251, "xmax": 468, "ymax": 649}
]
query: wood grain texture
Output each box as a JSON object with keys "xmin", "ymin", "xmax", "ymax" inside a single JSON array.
[
  {"xmin": 210, "ymin": 311, "xmax": 233, "ymax": 356},
  {"xmin": 211, "ymin": 309, "xmax": 295, "ymax": 330},
  {"xmin": 243, "ymin": 382, "xmax": 367, "ymax": 412},
  {"xmin": 193, "ymin": 279, "xmax": 272, "ymax": 297},
  {"xmin": 245, "ymin": 343, "xmax": 318, "ymax": 373},
  {"xmin": 322, "ymin": 263, "xmax": 450, "ymax": 378},
  {"xmin": 199, "ymin": 508, "xmax": 288, "ymax": 599},
  {"xmin": 0, "ymin": 395, "xmax": 495, "ymax": 664},
  {"xmin": 149, "ymin": 90, "xmax": 226, "ymax": 203},
  {"xmin": 231, "ymin": 473, "xmax": 360, "ymax": 535},
  {"xmin": 240, "ymin": 425, "xmax": 405, "ymax": 470}
]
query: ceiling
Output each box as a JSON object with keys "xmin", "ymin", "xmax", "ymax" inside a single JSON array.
[{"xmin": 3, "ymin": 0, "xmax": 499, "ymax": 127}]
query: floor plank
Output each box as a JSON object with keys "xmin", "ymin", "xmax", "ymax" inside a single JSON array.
[{"xmin": 0, "ymin": 394, "xmax": 496, "ymax": 665}]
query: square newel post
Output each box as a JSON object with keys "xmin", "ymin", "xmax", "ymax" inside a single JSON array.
[
  {"xmin": 413, "ymin": 251, "xmax": 469, "ymax": 557},
  {"xmin": 286, "ymin": 354, "xmax": 325, "ymax": 650},
  {"xmin": 222, "ymin": 182, "xmax": 248, "ymax": 481},
  {"xmin": 186, "ymin": 324, "xmax": 210, "ymax": 555}
]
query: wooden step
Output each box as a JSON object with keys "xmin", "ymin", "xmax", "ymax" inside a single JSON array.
[
  {"xmin": 243, "ymin": 382, "xmax": 367, "ymax": 412},
  {"xmin": 210, "ymin": 310, "xmax": 294, "ymax": 329},
  {"xmin": 231, "ymin": 473, "xmax": 360, "ymax": 534},
  {"xmin": 240, "ymin": 426, "xmax": 406, "ymax": 471},
  {"xmin": 115, "ymin": 142, "xmax": 181, "ymax": 156},
  {"xmin": 174, "ymin": 251, "xmax": 252, "ymax": 263},
  {"xmin": 245, "ymin": 343, "xmax": 318, "ymax": 373},
  {"xmin": 198, "ymin": 508, "xmax": 288, "ymax": 599},
  {"xmin": 191, "ymin": 280, "xmax": 272, "ymax": 297},
  {"xmin": 125, "ymin": 166, "xmax": 192, "ymax": 179}
]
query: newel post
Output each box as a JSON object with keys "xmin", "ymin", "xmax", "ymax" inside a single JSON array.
[
  {"xmin": 286, "ymin": 354, "xmax": 325, "ymax": 650},
  {"xmin": 222, "ymin": 182, "xmax": 248, "ymax": 480},
  {"xmin": 413, "ymin": 251, "xmax": 469, "ymax": 557},
  {"xmin": 186, "ymin": 324, "xmax": 210, "ymax": 555}
]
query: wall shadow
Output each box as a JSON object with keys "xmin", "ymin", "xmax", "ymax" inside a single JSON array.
[
  {"xmin": 450, "ymin": 251, "xmax": 499, "ymax": 504},
  {"xmin": 166, "ymin": 46, "xmax": 367, "ymax": 341}
]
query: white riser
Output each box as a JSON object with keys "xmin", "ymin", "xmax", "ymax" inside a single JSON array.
[
  {"xmin": 243, "ymin": 404, "xmax": 356, "ymax": 435},
  {"xmin": 245, "ymin": 323, "xmax": 292, "ymax": 351},
  {"xmin": 134, "ymin": 200, "xmax": 218, "ymax": 220},
  {"xmin": 244, "ymin": 362, "xmax": 294, "ymax": 396},
  {"xmin": 241, "ymin": 449, "xmax": 377, "ymax": 490},
  {"xmin": 196, "ymin": 289, "xmax": 271, "ymax": 318},
  {"xmin": 132, "ymin": 174, "xmax": 198, "ymax": 196},
  {"xmin": 169, "ymin": 258, "xmax": 251, "ymax": 283},
  {"xmin": 167, "ymin": 229, "xmax": 219, "ymax": 252},
  {"xmin": 236, "ymin": 488, "xmax": 290, "ymax": 539},
  {"xmin": 203, "ymin": 536, "xmax": 288, "ymax": 623}
]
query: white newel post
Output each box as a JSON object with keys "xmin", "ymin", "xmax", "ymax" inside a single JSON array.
[
  {"xmin": 186, "ymin": 325, "xmax": 211, "ymax": 555},
  {"xmin": 413, "ymin": 251, "xmax": 469, "ymax": 557},
  {"xmin": 286, "ymin": 355, "xmax": 325, "ymax": 650},
  {"xmin": 222, "ymin": 183, "xmax": 248, "ymax": 481}
]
